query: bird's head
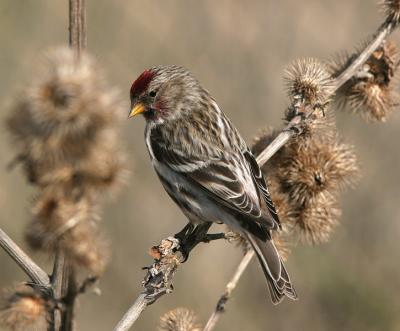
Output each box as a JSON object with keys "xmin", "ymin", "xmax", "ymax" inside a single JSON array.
[{"xmin": 129, "ymin": 65, "xmax": 205, "ymax": 124}]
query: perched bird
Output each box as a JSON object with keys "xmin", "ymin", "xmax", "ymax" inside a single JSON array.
[{"xmin": 129, "ymin": 65, "xmax": 297, "ymax": 304}]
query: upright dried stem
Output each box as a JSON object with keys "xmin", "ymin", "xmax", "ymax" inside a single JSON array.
[
  {"xmin": 51, "ymin": 250, "xmax": 67, "ymax": 331},
  {"xmin": 68, "ymin": 0, "xmax": 86, "ymax": 56},
  {"xmin": 49, "ymin": 1, "xmax": 88, "ymax": 330}
]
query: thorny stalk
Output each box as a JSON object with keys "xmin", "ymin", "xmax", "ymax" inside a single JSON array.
[{"xmin": 112, "ymin": 15, "xmax": 400, "ymax": 331}]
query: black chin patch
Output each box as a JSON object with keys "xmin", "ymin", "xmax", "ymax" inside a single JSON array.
[{"xmin": 143, "ymin": 108, "xmax": 158, "ymax": 121}]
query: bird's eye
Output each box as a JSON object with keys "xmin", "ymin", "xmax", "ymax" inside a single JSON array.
[{"xmin": 149, "ymin": 90, "xmax": 157, "ymax": 98}]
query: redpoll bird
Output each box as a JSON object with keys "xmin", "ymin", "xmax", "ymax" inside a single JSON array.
[{"xmin": 129, "ymin": 65, "xmax": 297, "ymax": 304}]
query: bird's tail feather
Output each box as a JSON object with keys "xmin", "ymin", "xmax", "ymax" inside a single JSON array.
[{"xmin": 244, "ymin": 232, "xmax": 298, "ymax": 304}]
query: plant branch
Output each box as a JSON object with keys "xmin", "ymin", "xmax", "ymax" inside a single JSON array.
[
  {"xmin": 113, "ymin": 293, "xmax": 148, "ymax": 331},
  {"xmin": 203, "ymin": 249, "xmax": 255, "ymax": 331},
  {"xmin": 113, "ymin": 17, "xmax": 399, "ymax": 331},
  {"xmin": 0, "ymin": 228, "xmax": 50, "ymax": 288},
  {"xmin": 255, "ymin": 21, "xmax": 394, "ymax": 168}
]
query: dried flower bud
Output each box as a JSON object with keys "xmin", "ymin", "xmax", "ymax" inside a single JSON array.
[
  {"xmin": 332, "ymin": 41, "xmax": 400, "ymax": 122},
  {"xmin": 380, "ymin": 0, "xmax": 400, "ymax": 27},
  {"xmin": 159, "ymin": 308, "xmax": 202, "ymax": 331},
  {"xmin": 0, "ymin": 286, "xmax": 47, "ymax": 331}
]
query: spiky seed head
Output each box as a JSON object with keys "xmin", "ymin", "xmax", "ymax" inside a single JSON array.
[
  {"xmin": 380, "ymin": 0, "xmax": 400, "ymax": 27},
  {"xmin": 253, "ymin": 128, "xmax": 360, "ymax": 246},
  {"xmin": 284, "ymin": 58, "xmax": 332, "ymax": 106},
  {"xmin": 332, "ymin": 41, "xmax": 400, "ymax": 122},
  {"xmin": 295, "ymin": 194, "xmax": 342, "ymax": 244},
  {"xmin": 0, "ymin": 286, "xmax": 47, "ymax": 331},
  {"xmin": 273, "ymin": 137, "xmax": 359, "ymax": 206},
  {"xmin": 25, "ymin": 186, "xmax": 109, "ymax": 275},
  {"xmin": 159, "ymin": 308, "xmax": 202, "ymax": 331},
  {"xmin": 6, "ymin": 47, "xmax": 126, "ymax": 188}
]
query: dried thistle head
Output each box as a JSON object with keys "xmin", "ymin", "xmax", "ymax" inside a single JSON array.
[
  {"xmin": 284, "ymin": 59, "xmax": 336, "ymax": 143},
  {"xmin": 6, "ymin": 47, "xmax": 126, "ymax": 188},
  {"xmin": 275, "ymin": 138, "xmax": 359, "ymax": 206},
  {"xmin": 380, "ymin": 0, "xmax": 400, "ymax": 27},
  {"xmin": 285, "ymin": 58, "xmax": 332, "ymax": 106},
  {"xmin": 25, "ymin": 186, "xmax": 109, "ymax": 275},
  {"xmin": 35, "ymin": 129, "xmax": 128, "ymax": 196},
  {"xmin": 332, "ymin": 41, "xmax": 400, "ymax": 122},
  {"xmin": 294, "ymin": 194, "xmax": 342, "ymax": 244},
  {"xmin": 0, "ymin": 285, "xmax": 47, "ymax": 331},
  {"xmin": 254, "ymin": 130, "xmax": 359, "ymax": 245},
  {"xmin": 159, "ymin": 308, "xmax": 202, "ymax": 331}
]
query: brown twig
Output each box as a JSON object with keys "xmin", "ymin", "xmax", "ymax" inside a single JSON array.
[
  {"xmin": 0, "ymin": 228, "xmax": 50, "ymax": 288},
  {"xmin": 203, "ymin": 249, "xmax": 254, "ymax": 331},
  {"xmin": 112, "ymin": 15, "xmax": 399, "ymax": 331},
  {"xmin": 69, "ymin": 0, "xmax": 86, "ymax": 56}
]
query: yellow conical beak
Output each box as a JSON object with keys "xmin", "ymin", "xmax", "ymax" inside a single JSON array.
[{"xmin": 128, "ymin": 103, "xmax": 145, "ymax": 118}]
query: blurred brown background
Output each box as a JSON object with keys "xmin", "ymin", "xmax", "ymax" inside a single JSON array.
[{"xmin": 1, "ymin": 0, "xmax": 400, "ymax": 330}]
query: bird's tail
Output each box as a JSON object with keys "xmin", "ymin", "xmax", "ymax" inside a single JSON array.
[{"xmin": 244, "ymin": 232, "xmax": 298, "ymax": 304}]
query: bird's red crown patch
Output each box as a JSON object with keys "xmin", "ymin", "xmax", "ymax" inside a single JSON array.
[{"xmin": 130, "ymin": 70, "xmax": 155, "ymax": 97}]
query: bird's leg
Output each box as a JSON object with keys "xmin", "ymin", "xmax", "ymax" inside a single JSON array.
[
  {"xmin": 174, "ymin": 222, "xmax": 195, "ymax": 243},
  {"xmin": 175, "ymin": 222, "xmax": 212, "ymax": 262}
]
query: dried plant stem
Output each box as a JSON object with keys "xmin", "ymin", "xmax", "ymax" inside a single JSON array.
[
  {"xmin": 69, "ymin": 0, "xmax": 86, "ymax": 55},
  {"xmin": 51, "ymin": 250, "xmax": 68, "ymax": 331},
  {"xmin": 0, "ymin": 228, "xmax": 50, "ymax": 288},
  {"xmin": 332, "ymin": 23, "xmax": 390, "ymax": 90},
  {"xmin": 113, "ymin": 293, "xmax": 148, "ymax": 331},
  {"xmin": 203, "ymin": 249, "xmax": 255, "ymax": 331},
  {"xmin": 49, "ymin": 1, "xmax": 88, "ymax": 330}
]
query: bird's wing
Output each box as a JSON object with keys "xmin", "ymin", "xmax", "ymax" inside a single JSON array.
[
  {"xmin": 243, "ymin": 150, "xmax": 281, "ymax": 228},
  {"xmin": 150, "ymin": 130, "xmax": 279, "ymax": 231}
]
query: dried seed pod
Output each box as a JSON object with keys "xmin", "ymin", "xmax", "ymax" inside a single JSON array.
[
  {"xmin": 274, "ymin": 138, "xmax": 359, "ymax": 206},
  {"xmin": 6, "ymin": 47, "xmax": 126, "ymax": 189},
  {"xmin": 284, "ymin": 59, "xmax": 336, "ymax": 142},
  {"xmin": 25, "ymin": 186, "xmax": 109, "ymax": 275},
  {"xmin": 159, "ymin": 308, "xmax": 202, "ymax": 331},
  {"xmin": 0, "ymin": 285, "xmax": 47, "ymax": 331},
  {"xmin": 35, "ymin": 129, "xmax": 128, "ymax": 196},
  {"xmin": 284, "ymin": 58, "xmax": 332, "ymax": 106},
  {"xmin": 253, "ymin": 127, "xmax": 359, "ymax": 245},
  {"xmin": 380, "ymin": 0, "xmax": 400, "ymax": 27},
  {"xmin": 332, "ymin": 41, "xmax": 400, "ymax": 122},
  {"xmin": 294, "ymin": 193, "xmax": 342, "ymax": 244}
]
